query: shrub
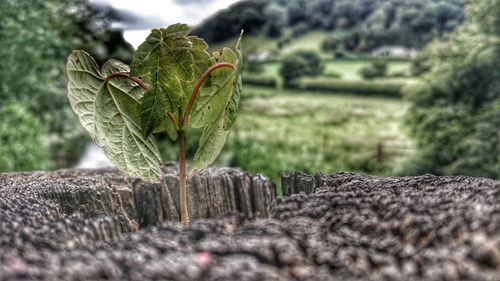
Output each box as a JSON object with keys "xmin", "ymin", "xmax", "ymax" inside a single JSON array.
[
  {"xmin": 242, "ymin": 74, "xmax": 278, "ymax": 88},
  {"xmin": 359, "ymin": 67, "xmax": 380, "ymax": 79},
  {"xmin": 245, "ymin": 59, "xmax": 264, "ymax": 73},
  {"xmin": 401, "ymin": 0, "xmax": 500, "ymax": 178},
  {"xmin": 277, "ymin": 35, "xmax": 291, "ymax": 50},
  {"xmin": 46, "ymin": 127, "xmax": 89, "ymax": 168},
  {"xmin": 388, "ymin": 70, "xmax": 410, "ymax": 78},
  {"xmin": 324, "ymin": 70, "xmax": 342, "ymax": 79},
  {"xmin": 321, "ymin": 34, "xmax": 344, "ymax": 52},
  {"xmin": 291, "ymin": 23, "xmax": 308, "ymax": 37},
  {"xmin": 359, "ymin": 59, "xmax": 388, "ymax": 79},
  {"xmin": 333, "ymin": 49, "xmax": 347, "ymax": 59},
  {"xmin": 296, "ymin": 78, "xmax": 404, "ymax": 97},
  {"xmin": 280, "ymin": 50, "xmax": 324, "ymax": 86},
  {"xmin": 0, "ymin": 103, "xmax": 52, "ymax": 172}
]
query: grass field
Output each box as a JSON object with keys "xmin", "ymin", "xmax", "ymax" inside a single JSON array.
[
  {"xmin": 214, "ymin": 32, "xmax": 414, "ymax": 88},
  {"xmin": 325, "ymin": 60, "xmax": 412, "ymax": 80},
  {"xmin": 260, "ymin": 60, "xmax": 412, "ymax": 82},
  {"xmin": 218, "ymin": 86, "xmax": 414, "ymax": 188},
  {"xmin": 280, "ymin": 31, "xmax": 329, "ymax": 55},
  {"xmin": 208, "ymin": 32, "xmax": 415, "ymax": 189}
]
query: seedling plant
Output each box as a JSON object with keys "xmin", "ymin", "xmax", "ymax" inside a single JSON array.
[{"xmin": 67, "ymin": 23, "xmax": 243, "ymax": 225}]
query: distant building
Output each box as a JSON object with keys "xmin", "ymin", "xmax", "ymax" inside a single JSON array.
[
  {"xmin": 247, "ymin": 51, "xmax": 271, "ymax": 62},
  {"xmin": 372, "ymin": 46, "xmax": 418, "ymax": 58}
]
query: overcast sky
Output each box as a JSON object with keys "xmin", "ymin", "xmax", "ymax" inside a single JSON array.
[{"xmin": 90, "ymin": 0, "xmax": 242, "ymax": 48}]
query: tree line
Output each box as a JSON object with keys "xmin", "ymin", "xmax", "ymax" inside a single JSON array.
[
  {"xmin": 0, "ymin": 0, "xmax": 133, "ymax": 171},
  {"xmin": 193, "ymin": 0, "xmax": 466, "ymax": 50},
  {"xmin": 401, "ymin": 0, "xmax": 500, "ymax": 178}
]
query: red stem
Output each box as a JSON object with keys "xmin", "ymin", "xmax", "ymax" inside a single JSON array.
[
  {"xmin": 181, "ymin": 63, "xmax": 236, "ymax": 129},
  {"xmin": 105, "ymin": 72, "xmax": 150, "ymax": 91},
  {"xmin": 167, "ymin": 112, "xmax": 178, "ymax": 130}
]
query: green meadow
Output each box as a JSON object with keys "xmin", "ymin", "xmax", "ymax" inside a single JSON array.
[{"xmin": 219, "ymin": 86, "xmax": 414, "ymax": 188}]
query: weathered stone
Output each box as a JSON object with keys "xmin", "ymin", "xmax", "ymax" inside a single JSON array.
[
  {"xmin": 0, "ymin": 170, "xmax": 499, "ymax": 280},
  {"xmin": 275, "ymin": 172, "xmax": 500, "ymax": 281},
  {"xmin": 0, "ymin": 165, "xmax": 276, "ymax": 231}
]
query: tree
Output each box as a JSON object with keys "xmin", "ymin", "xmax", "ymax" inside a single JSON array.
[
  {"xmin": 287, "ymin": 0, "xmax": 308, "ymax": 26},
  {"xmin": 246, "ymin": 60, "xmax": 264, "ymax": 73},
  {"xmin": 333, "ymin": 0, "xmax": 375, "ymax": 28},
  {"xmin": 193, "ymin": 0, "xmax": 466, "ymax": 50},
  {"xmin": 401, "ymin": 0, "xmax": 500, "ymax": 178},
  {"xmin": 0, "ymin": 0, "xmax": 133, "ymax": 169},
  {"xmin": 0, "ymin": 103, "xmax": 52, "ymax": 172},
  {"xmin": 0, "ymin": 0, "xmax": 71, "ymax": 126},
  {"xmin": 321, "ymin": 34, "xmax": 344, "ymax": 52},
  {"xmin": 192, "ymin": 1, "xmax": 266, "ymax": 42},
  {"xmin": 280, "ymin": 50, "xmax": 323, "ymax": 86},
  {"xmin": 66, "ymin": 0, "xmax": 134, "ymax": 64},
  {"xmin": 469, "ymin": 0, "xmax": 500, "ymax": 36},
  {"xmin": 359, "ymin": 59, "xmax": 388, "ymax": 79},
  {"xmin": 264, "ymin": 3, "xmax": 287, "ymax": 37}
]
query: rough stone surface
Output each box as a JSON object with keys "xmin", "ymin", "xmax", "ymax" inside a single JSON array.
[
  {"xmin": 0, "ymin": 165, "xmax": 275, "ymax": 233},
  {"xmin": 0, "ymin": 171, "xmax": 499, "ymax": 280}
]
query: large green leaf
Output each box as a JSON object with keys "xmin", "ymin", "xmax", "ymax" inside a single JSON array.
[
  {"xmin": 189, "ymin": 33, "xmax": 243, "ymax": 174},
  {"xmin": 67, "ymin": 50, "xmax": 162, "ymax": 181},
  {"xmin": 138, "ymin": 90, "xmax": 171, "ymax": 138},
  {"xmin": 67, "ymin": 50, "xmax": 103, "ymax": 141},
  {"xmin": 189, "ymin": 48, "xmax": 238, "ymax": 128},
  {"xmin": 190, "ymin": 117, "xmax": 230, "ymax": 176},
  {"xmin": 131, "ymin": 23, "xmax": 195, "ymax": 138},
  {"xmin": 153, "ymin": 115, "xmax": 178, "ymax": 141},
  {"xmin": 101, "ymin": 59, "xmax": 144, "ymax": 101},
  {"xmin": 94, "ymin": 79, "xmax": 162, "ymax": 181},
  {"xmin": 224, "ymin": 32, "xmax": 244, "ymax": 130},
  {"xmin": 188, "ymin": 35, "xmax": 211, "ymax": 83}
]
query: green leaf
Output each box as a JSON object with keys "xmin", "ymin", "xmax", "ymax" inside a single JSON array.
[
  {"xmin": 94, "ymin": 78, "xmax": 162, "ymax": 181},
  {"xmin": 190, "ymin": 48, "xmax": 238, "ymax": 128},
  {"xmin": 224, "ymin": 74, "xmax": 242, "ymax": 130},
  {"xmin": 235, "ymin": 30, "xmax": 244, "ymax": 73},
  {"xmin": 190, "ymin": 117, "xmax": 230, "ymax": 176},
  {"xmin": 102, "ymin": 59, "xmax": 144, "ymax": 101},
  {"xmin": 224, "ymin": 31, "xmax": 244, "ymax": 130},
  {"xmin": 131, "ymin": 23, "xmax": 195, "ymax": 138},
  {"xmin": 188, "ymin": 35, "xmax": 211, "ymax": 83},
  {"xmin": 67, "ymin": 50, "xmax": 162, "ymax": 181},
  {"xmin": 164, "ymin": 118, "xmax": 179, "ymax": 141},
  {"xmin": 189, "ymin": 32, "xmax": 243, "ymax": 174},
  {"xmin": 67, "ymin": 50, "xmax": 103, "ymax": 141},
  {"xmin": 153, "ymin": 117, "xmax": 178, "ymax": 141},
  {"xmin": 138, "ymin": 91, "xmax": 171, "ymax": 138}
]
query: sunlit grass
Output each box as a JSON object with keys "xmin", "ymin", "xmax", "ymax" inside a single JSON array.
[
  {"xmin": 281, "ymin": 31, "xmax": 328, "ymax": 55},
  {"xmin": 220, "ymin": 86, "xmax": 414, "ymax": 186},
  {"xmin": 259, "ymin": 60, "xmax": 412, "ymax": 81}
]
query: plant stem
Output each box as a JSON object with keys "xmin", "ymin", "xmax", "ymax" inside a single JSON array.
[
  {"xmin": 166, "ymin": 112, "xmax": 178, "ymax": 130},
  {"xmin": 175, "ymin": 63, "xmax": 236, "ymax": 225},
  {"xmin": 181, "ymin": 62, "xmax": 236, "ymax": 129},
  {"xmin": 178, "ymin": 130, "xmax": 189, "ymax": 225},
  {"xmin": 105, "ymin": 72, "xmax": 150, "ymax": 91}
]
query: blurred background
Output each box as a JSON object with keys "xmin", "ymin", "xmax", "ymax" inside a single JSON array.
[{"xmin": 0, "ymin": 0, "xmax": 498, "ymax": 187}]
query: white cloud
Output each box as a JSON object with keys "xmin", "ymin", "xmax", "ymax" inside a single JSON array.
[
  {"xmin": 90, "ymin": 0, "xmax": 241, "ymax": 48},
  {"xmin": 122, "ymin": 30, "xmax": 153, "ymax": 49}
]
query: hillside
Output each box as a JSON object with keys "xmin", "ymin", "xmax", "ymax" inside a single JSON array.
[{"xmin": 193, "ymin": 0, "xmax": 466, "ymax": 51}]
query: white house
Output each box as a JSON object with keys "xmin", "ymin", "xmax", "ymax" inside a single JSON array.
[
  {"xmin": 372, "ymin": 46, "xmax": 418, "ymax": 58},
  {"xmin": 247, "ymin": 50, "xmax": 271, "ymax": 62}
]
